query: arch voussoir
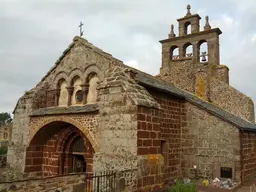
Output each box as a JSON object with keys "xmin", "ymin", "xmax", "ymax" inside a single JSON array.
[{"xmin": 29, "ymin": 115, "xmax": 99, "ymax": 152}]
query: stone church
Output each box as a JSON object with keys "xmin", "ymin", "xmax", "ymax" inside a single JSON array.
[{"xmin": 6, "ymin": 5, "xmax": 256, "ymax": 191}]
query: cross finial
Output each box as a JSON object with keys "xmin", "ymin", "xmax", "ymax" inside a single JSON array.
[
  {"xmin": 78, "ymin": 21, "xmax": 84, "ymax": 37},
  {"xmin": 204, "ymin": 16, "xmax": 211, "ymax": 31},
  {"xmin": 186, "ymin": 4, "xmax": 191, "ymax": 16},
  {"xmin": 169, "ymin": 24, "xmax": 176, "ymax": 38}
]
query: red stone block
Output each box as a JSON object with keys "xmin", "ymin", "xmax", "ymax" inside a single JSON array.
[
  {"xmin": 138, "ymin": 114, "xmax": 146, "ymax": 121},
  {"xmin": 143, "ymin": 175, "xmax": 155, "ymax": 186},
  {"xmin": 138, "ymin": 131, "xmax": 150, "ymax": 139},
  {"xmin": 33, "ymin": 158, "xmax": 43, "ymax": 165},
  {"xmin": 25, "ymin": 165, "xmax": 41, "ymax": 172},
  {"xmin": 25, "ymin": 158, "xmax": 32, "ymax": 165},
  {"xmin": 138, "ymin": 147, "xmax": 149, "ymax": 155}
]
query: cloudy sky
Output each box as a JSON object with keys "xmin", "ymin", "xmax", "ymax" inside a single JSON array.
[{"xmin": 0, "ymin": 0, "xmax": 256, "ymax": 114}]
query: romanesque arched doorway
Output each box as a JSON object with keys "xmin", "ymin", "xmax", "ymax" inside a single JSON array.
[{"xmin": 25, "ymin": 121, "xmax": 94, "ymax": 177}]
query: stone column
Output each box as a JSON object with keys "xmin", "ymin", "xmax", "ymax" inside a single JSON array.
[
  {"xmin": 80, "ymin": 84, "xmax": 89, "ymax": 105},
  {"xmin": 193, "ymin": 42, "xmax": 199, "ymax": 63},
  {"xmin": 66, "ymin": 87, "xmax": 74, "ymax": 106},
  {"xmin": 54, "ymin": 88, "xmax": 61, "ymax": 107}
]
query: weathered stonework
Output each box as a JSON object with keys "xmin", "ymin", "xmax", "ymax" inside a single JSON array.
[
  {"xmin": 210, "ymin": 78, "xmax": 255, "ymax": 123},
  {"xmin": 182, "ymin": 103, "xmax": 241, "ymax": 182},
  {"xmin": 0, "ymin": 174, "xmax": 86, "ymax": 192}
]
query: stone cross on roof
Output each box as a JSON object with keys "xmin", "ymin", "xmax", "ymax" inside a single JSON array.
[{"xmin": 78, "ymin": 21, "xmax": 84, "ymax": 37}]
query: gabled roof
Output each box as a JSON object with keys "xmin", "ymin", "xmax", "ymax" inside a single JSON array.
[{"xmin": 39, "ymin": 36, "xmax": 123, "ymax": 83}]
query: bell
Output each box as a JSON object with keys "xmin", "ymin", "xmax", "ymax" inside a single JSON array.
[{"xmin": 201, "ymin": 52, "xmax": 207, "ymax": 62}]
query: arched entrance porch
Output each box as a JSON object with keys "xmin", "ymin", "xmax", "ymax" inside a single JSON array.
[{"xmin": 25, "ymin": 121, "xmax": 94, "ymax": 177}]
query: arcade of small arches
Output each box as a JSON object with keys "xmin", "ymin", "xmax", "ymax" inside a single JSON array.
[
  {"xmin": 24, "ymin": 121, "xmax": 95, "ymax": 177},
  {"xmin": 170, "ymin": 40, "xmax": 208, "ymax": 62},
  {"xmin": 53, "ymin": 66, "xmax": 100, "ymax": 107}
]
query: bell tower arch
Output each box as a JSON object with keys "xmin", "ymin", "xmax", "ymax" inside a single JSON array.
[{"xmin": 159, "ymin": 5, "xmax": 227, "ymax": 95}]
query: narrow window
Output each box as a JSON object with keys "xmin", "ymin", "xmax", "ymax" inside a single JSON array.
[
  {"xmin": 86, "ymin": 73, "xmax": 99, "ymax": 104},
  {"xmin": 161, "ymin": 140, "xmax": 168, "ymax": 166},
  {"xmin": 57, "ymin": 79, "xmax": 68, "ymax": 106}
]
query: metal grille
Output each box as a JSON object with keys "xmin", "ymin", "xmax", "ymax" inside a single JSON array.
[{"xmin": 85, "ymin": 171, "xmax": 116, "ymax": 192}]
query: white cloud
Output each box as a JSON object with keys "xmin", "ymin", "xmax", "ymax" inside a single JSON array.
[
  {"xmin": 251, "ymin": 33, "xmax": 256, "ymax": 43},
  {"xmin": 124, "ymin": 60, "xmax": 139, "ymax": 69}
]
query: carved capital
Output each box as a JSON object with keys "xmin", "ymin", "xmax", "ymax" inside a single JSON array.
[
  {"xmin": 66, "ymin": 86, "xmax": 74, "ymax": 94},
  {"xmin": 80, "ymin": 84, "xmax": 89, "ymax": 92},
  {"xmin": 80, "ymin": 84, "xmax": 89, "ymax": 105}
]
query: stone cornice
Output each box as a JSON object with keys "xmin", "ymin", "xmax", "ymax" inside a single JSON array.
[{"xmin": 30, "ymin": 104, "xmax": 99, "ymax": 117}]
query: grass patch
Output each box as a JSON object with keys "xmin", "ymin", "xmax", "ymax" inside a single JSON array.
[{"xmin": 169, "ymin": 180, "xmax": 197, "ymax": 192}]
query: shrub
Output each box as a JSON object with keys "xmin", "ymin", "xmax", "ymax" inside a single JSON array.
[
  {"xmin": 169, "ymin": 180, "xmax": 197, "ymax": 192},
  {"xmin": 0, "ymin": 145, "xmax": 8, "ymax": 155}
]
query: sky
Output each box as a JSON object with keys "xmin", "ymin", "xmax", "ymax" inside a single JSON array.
[{"xmin": 0, "ymin": 0, "xmax": 256, "ymax": 115}]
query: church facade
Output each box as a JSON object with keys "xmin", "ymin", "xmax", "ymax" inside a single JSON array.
[{"xmin": 7, "ymin": 5, "xmax": 256, "ymax": 191}]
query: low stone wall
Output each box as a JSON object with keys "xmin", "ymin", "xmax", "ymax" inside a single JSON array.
[
  {"xmin": 0, "ymin": 155, "xmax": 6, "ymax": 168},
  {"xmin": 0, "ymin": 174, "xmax": 85, "ymax": 192}
]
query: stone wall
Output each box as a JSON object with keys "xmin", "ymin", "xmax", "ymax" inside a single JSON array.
[
  {"xmin": 137, "ymin": 106, "xmax": 164, "ymax": 191},
  {"xmin": 241, "ymin": 131, "xmax": 256, "ymax": 182},
  {"xmin": 0, "ymin": 174, "xmax": 86, "ymax": 192},
  {"xmin": 7, "ymin": 93, "xmax": 34, "ymax": 179},
  {"xmin": 182, "ymin": 103, "xmax": 241, "ymax": 182},
  {"xmin": 94, "ymin": 84, "xmax": 138, "ymax": 172},
  {"xmin": 160, "ymin": 60, "xmax": 195, "ymax": 93},
  {"xmin": 148, "ymin": 89, "xmax": 185, "ymax": 182},
  {"xmin": 210, "ymin": 78, "xmax": 255, "ymax": 123},
  {"xmin": 137, "ymin": 106, "xmax": 161, "ymax": 156},
  {"xmin": 135, "ymin": 89, "xmax": 186, "ymax": 191}
]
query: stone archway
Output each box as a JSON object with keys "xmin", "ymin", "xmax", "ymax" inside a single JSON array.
[{"xmin": 24, "ymin": 121, "xmax": 94, "ymax": 178}]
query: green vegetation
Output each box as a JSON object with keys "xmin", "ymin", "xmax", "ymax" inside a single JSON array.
[
  {"xmin": 169, "ymin": 181, "xmax": 197, "ymax": 192},
  {"xmin": 0, "ymin": 112, "xmax": 12, "ymax": 125},
  {"xmin": 0, "ymin": 145, "xmax": 8, "ymax": 155}
]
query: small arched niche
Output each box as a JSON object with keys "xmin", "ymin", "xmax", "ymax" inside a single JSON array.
[
  {"xmin": 71, "ymin": 76, "xmax": 83, "ymax": 105},
  {"xmin": 198, "ymin": 40, "xmax": 208, "ymax": 63},
  {"xmin": 57, "ymin": 79, "xmax": 68, "ymax": 106},
  {"xmin": 184, "ymin": 21, "xmax": 192, "ymax": 35},
  {"xmin": 170, "ymin": 46, "xmax": 179, "ymax": 60},
  {"xmin": 86, "ymin": 73, "xmax": 99, "ymax": 104},
  {"xmin": 183, "ymin": 42, "xmax": 193, "ymax": 58}
]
